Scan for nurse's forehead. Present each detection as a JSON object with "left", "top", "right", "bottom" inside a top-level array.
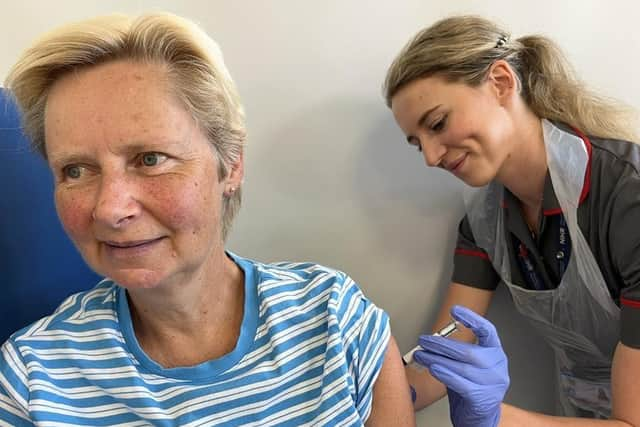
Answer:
[{"left": 397, "top": 76, "right": 471, "bottom": 102}]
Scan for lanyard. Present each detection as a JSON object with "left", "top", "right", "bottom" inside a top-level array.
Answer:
[{"left": 514, "top": 215, "right": 571, "bottom": 290}]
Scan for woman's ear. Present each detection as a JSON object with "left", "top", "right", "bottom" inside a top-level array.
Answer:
[
  {"left": 226, "top": 150, "right": 244, "bottom": 188},
  {"left": 486, "top": 60, "right": 518, "bottom": 105}
]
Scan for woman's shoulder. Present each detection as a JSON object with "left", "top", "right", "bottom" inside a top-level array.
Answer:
[
  {"left": 233, "top": 253, "right": 350, "bottom": 285},
  {"left": 238, "top": 254, "right": 361, "bottom": 304},
  {"left": 243, "top": 255, "right": 388, "bottom": 340},
  {"left": 259, "top": 259, "right": 355, "bottom": 293},
  {"left": 8, "top": 279, "right": 119, "bottom": 343},
  {"left": 260, "top": 259, "right": 349, "bottom": 282}
]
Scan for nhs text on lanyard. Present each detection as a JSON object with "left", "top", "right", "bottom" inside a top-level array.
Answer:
[{"left": 514, "top": 215, "right": 571, "bottom": 291}]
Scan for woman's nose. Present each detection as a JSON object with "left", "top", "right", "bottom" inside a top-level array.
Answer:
[{"left": 92, "top": 175, "right": 141, "bottom": 228}]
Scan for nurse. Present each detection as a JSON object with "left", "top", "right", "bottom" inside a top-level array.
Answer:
[{"left": 384, "top": 15, "right": 640, "bottom": 426}]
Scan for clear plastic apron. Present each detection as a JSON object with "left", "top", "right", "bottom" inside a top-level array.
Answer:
[{"left": 462, "top": 120, "right": 620, "bottom": 418}]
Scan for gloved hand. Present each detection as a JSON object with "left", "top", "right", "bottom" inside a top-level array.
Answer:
[{"left": 413, "top": 305, "right": 509, "bottom": 427}]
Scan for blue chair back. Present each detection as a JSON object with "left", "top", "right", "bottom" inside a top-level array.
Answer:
[{"left": 0, "top": 88, "right": 100, "bottom": 341}]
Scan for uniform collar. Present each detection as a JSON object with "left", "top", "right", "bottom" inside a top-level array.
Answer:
[{"left": 503, "top": 123, "right": 592, "bottom": 217}]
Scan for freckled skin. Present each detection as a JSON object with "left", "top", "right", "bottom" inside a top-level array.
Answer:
[{"left": 44, "top": 60, "right": 240, "bottom": 291}]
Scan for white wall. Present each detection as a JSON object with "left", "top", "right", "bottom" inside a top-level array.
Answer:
[{"left": 3, "top": 1, "right": 639, "bottom": 425}]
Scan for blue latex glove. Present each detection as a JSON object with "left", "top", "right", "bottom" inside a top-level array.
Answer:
[{"left": 414, "top": 305, "right": 509, "bottom": 427}]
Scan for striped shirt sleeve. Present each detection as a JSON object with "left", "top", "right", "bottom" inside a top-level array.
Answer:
[
  {"left": 0, "top": 340, "right": 32, "bottom": 425},
  {"left": 330, "top": 273, "right": 390, "bottom": 422}
]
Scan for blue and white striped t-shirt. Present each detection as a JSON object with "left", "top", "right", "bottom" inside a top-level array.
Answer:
[{"left": 0, "top": 253, "right": 390, "bottom": 426}]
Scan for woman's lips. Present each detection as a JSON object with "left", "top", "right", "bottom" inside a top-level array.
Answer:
[{"left": 103, "top": 237, "right": 165, "bottom": 259}]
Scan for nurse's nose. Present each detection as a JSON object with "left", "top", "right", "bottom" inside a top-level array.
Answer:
[
  {"left": 421, "top": 139, "right": 447, "bottom": 168},
  {"left": 92, "top": 174, "right": 141, "bottom": 228}
]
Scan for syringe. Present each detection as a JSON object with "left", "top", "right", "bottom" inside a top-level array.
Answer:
[{"left": 402, "top": 320, "right": 460, "bottom": 366}]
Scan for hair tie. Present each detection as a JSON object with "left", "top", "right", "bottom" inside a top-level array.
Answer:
[{"left": 495, "top": 35, "right": 508, "bottom": 48}]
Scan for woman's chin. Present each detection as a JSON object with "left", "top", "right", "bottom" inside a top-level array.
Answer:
[{"left": 107, "top": 268, "right": 164, "bottom": 289}]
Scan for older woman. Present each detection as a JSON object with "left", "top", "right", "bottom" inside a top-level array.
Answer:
[{"left": 0, "top": 13, "right": 414, "bottom": 426}]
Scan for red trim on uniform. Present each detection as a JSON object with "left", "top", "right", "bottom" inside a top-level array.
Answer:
[
  {"left": 570, "top": 127, "right": 592, "bottom": 205},
  {"left": 542, "top": 127, "right": 593, "bottom": 216},
  {"left": 621, "top": 297, "right": 640, "bottom": 309},
  {"left": 543, "top": 207, "right": 563, "bottom": 216},
  {"left": 455, "top": 248, "right": 490, "bottom": 260}
]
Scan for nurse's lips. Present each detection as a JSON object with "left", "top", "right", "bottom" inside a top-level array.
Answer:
[{"left": 445, "top": 154, "right": 467, "bottom": 173}]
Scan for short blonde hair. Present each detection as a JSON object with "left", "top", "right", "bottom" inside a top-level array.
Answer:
[{"left": 5, "top": 12, "right": 246, "bottom": 241}]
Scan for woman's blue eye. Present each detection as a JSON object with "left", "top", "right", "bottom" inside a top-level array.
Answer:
[
  {"left": 142, "top": 153, "right": 162, "bottom": 166},
  {"left": 64, "top": 165, "right": 82, "bottom": 179}
]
